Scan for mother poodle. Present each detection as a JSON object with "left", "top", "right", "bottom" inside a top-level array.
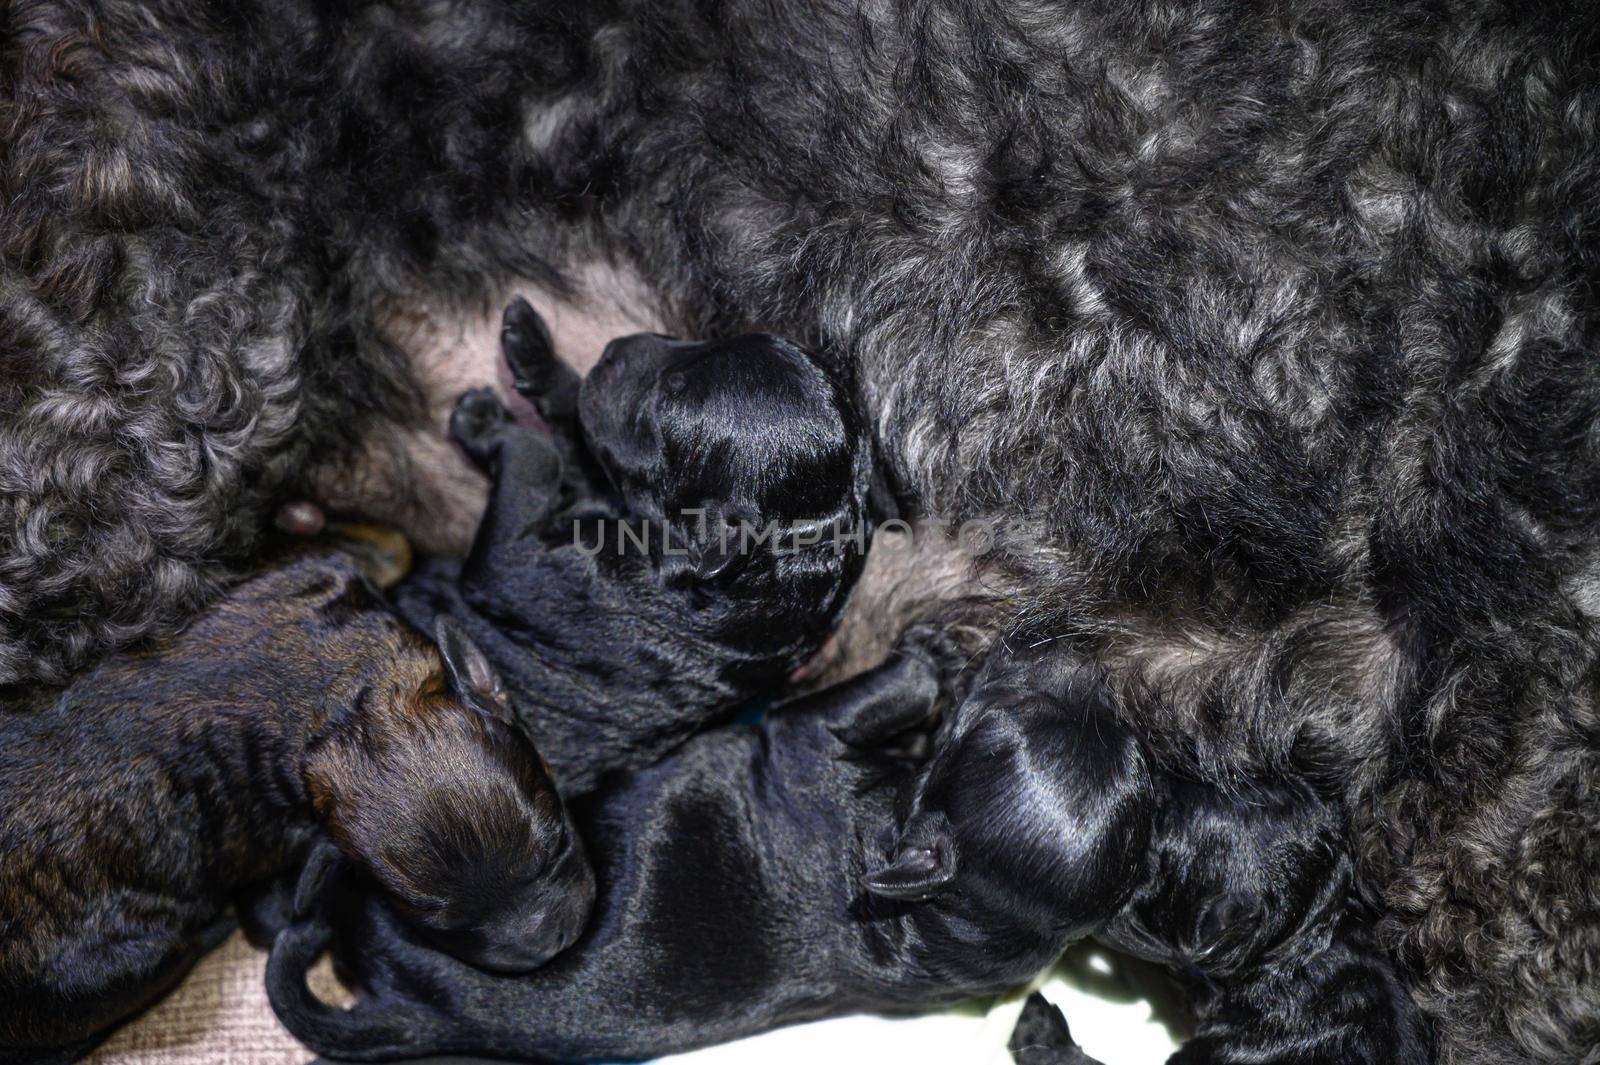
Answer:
[{"left": 4, "top": 2, "right": 1598, "bottom": 1062}]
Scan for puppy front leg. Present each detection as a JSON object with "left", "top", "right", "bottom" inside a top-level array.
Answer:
[
  {"left": 450, "top": 389, "right": 564, "bottom": 584},
  {"left": 811, "top": 631, "right": 946, "bottom": 759}
]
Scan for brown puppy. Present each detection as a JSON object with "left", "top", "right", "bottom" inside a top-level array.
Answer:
[{"left": 0, "top": 535, "right": 593, "bottom": 1065}]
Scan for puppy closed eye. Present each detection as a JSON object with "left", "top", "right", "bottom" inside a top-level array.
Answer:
[
  {"left": 529, "top": 814, "right": 572, "bottom": 868},
  {"left": 1193, "top": 892, "right": 1259, "bottom": 965}
]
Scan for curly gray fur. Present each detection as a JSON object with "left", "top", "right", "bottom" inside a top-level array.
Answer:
[
  {"left": 0, "top": 0, "right": 554, "bottom": 681},
  {"left": 3, "top": 2, "right": 1597, "bottom": 1062}
]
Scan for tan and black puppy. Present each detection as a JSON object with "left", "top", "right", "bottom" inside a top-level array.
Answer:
[{"left": 0, "top": 537, "right": 594, "bottom": 1065}]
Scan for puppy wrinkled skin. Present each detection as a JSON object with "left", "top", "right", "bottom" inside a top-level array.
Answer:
[
  {"left": 4, "top": 3, "right": 1599, "bottom": 1060},
  {"left": 393, "top": 303, "right": 873, "bottom": 792},
  {"left": 0, "top": 544, "right": 591, "bottom": 1062}
]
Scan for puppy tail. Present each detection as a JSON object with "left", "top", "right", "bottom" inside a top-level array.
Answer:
[{"left": 264, "top": 918, "right": 453, "bottom": 1063}]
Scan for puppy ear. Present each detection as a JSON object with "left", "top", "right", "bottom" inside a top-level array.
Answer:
[
  {"left": 433, "top": 618, "right": 511, "bottom": 721},
  {"left": 1009, "top": 993, "right": 1092, "bottom": 1065},
  {"left": 827, "top": 652, "right": 941, "bottom": 755},
  {"left": 863, "top": 835, "right": 957, "bottom": 901},
  {"left": 667, "top": 502, "right": 752, "bottom": 587},
  {"left": 292, "top": 839, "right": 345, "bottom": 920}
]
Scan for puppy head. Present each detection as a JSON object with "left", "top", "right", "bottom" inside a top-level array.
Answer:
[
  {"left": 864, "top": 642, "right": 1154, "bottom": 941},
  {"left": 305, "top": 618, "right": 596, "bottom": 973},
  {"left": 579, "top": 331, "right": 870, "bottom": 592}
]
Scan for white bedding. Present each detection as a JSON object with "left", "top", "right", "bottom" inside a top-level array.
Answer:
[{"left": 663, "top": 945, "right": 1185, "bottom": 1065}]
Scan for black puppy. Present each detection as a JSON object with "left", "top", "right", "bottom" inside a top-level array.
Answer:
[
  {"left": 263, "top": 632, "right": 1067, "bottom": 1061},
  {"left": 864, "top": 641, "right": 1432, "bottom": 1065},
  {"left": 0, "top": 539, "right": 592, "bottom": 1065},
  {"left": 266, "top": 637, "right": 1429, "bottom": 1065},
  {"left": 394, "top": 298, "right": 873, "bottom": 792}
]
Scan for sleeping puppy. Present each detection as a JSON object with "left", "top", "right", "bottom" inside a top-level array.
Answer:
[
  {"left": 863, "top": 640, "right": 1433, "bottom": 1065},
  {"left": 394, "top": 298, "right": 873, "bottom": 793},
  {"left": 0, "top": 538, "right": 593, "bottom": 1065},
  {"left": 265, "top": 635, "right": 1430, "bottom": 1065}
]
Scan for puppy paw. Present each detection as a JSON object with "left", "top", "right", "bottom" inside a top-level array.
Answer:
[
  {"left": 501, "top": 297, "right": 560, "bottom": 395},
  {"left": 450, "top": 387, "right": 515, "bottom": 467},
  {"left": 896, "top": 622, "right": 978, "bottom": 702},
  {"left": 829, "top": 647, "right": 943, "bottom": 758}
]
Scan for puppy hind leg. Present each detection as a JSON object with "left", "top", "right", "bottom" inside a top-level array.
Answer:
[
  {"left": 1009, "top": 993, "right": 1105, "bottom": 1065},
  {"left": 457, "top": 422, "right": 569, "bottom": 604},
  {"left": 447, "top": 389, "right": 566, "bottom": 588},
  {"left": 502, "top": 296, "right": 583, "bottom": 440}
]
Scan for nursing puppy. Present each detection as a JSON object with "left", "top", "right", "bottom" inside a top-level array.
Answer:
[
  {"left": 865, "top": 640, "right": 1431, "bottom": 1065},
  {"left": 266, "top": 636, "right": 1428, "bottom": 1065},
  {"left": 0, "top": 539, "right": 593, "bottom": 1065},
  {"left": 394, "top": 299, "right": 873, "bottom": 792},
  {"left": 11, "top": 7, "right": 1599, "bottom": 1055}
]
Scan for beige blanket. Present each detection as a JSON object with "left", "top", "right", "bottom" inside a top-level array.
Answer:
[{"left": 87, "top": 933, "right": 317, "bottom": 1065}]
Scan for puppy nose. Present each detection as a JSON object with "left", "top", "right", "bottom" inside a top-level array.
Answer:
[
  {"left": 466, "top": 927, "right": 568, "bottom": 974},
  {"left": 516, "top": 915, "right": 584, "bottom": 970}
]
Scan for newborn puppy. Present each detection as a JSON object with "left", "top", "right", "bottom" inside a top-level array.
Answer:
[
  {"left": 395, "top": 298, "right": 872, "bottom": 792},
  {"left": 862, "top": 641, "right": 1432, "bottom": 1065},
  {"left": 0, "top": 538, "right": 593, "bottom": 1064}
]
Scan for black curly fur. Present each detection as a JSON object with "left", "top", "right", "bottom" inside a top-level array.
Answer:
[{"left": 3, "top": 2, "right": 1598, "bottom": 1062}]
